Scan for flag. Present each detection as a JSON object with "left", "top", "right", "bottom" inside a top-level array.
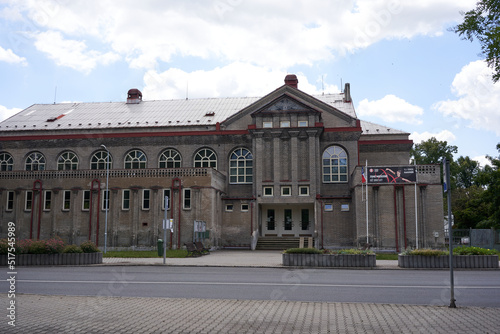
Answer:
[{"left": 361, "top": 167, "right": 366, "bottom": 184}]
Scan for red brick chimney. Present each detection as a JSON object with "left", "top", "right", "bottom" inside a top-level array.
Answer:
[{"left": 284, "top": 74, "right": 298, "bottom": 89}]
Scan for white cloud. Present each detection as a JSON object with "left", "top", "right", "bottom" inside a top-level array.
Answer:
[
  {"left": 434, "top": 60, "right": 500, "bottom": 136},
  {"left": 0, "top": 45, "right": 27, "bottom": 65},
  {"left": 357, "top": 95, "right": 423, "bottom": 124},
  {"left": 6, "top": 0, "right": 477, "bottom": 71},
  {"left": 142, "top": 63, "right": 338, "bottom": 100},
  {"left": 409, "top": 129, "right": 456, "bottom": 143},
  {"left": 33, "top": 31, "right": 120, "bottom": 74},
  {"left": 0, "top": 105, "right": 22, "bottom": 122},
  {"left": 472, "top": 155, "right": 491, "bottom": 168}
]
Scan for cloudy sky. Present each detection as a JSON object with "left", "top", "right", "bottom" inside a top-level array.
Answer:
[{"left": 1, "top": 0, "right": 499, "bottom": 166}]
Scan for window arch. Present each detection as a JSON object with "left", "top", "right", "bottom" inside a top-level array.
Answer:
[
  {"left": 0, "top": 152, "right": 13, "bottom": 171},
  {"left": 194, "top": 148, "right": 217, "bottom": 169},
  {"left": 159, "top": 149, "right": 181, "bottom": 168},
  {"left": 124, "top": 149, "right": 147, "bottom": 169},
  {"left": 229, "top": 148, "right": 253, "bottom": 184},
  {"left": 90, "top": 150, "right": 112, "bottom": 170},
  {"left": 322, "top": 146, "right": 348, "bottom": 183},
  {"left": 25, "top": 152, "right": 46, "bottom": 171},
  {"left": 57, "top": 151, "right": 79, "bottom": 170}
]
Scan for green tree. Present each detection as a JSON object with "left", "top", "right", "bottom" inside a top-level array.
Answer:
[
  {"left": 410, "top": 137, "right": 458, "bottom": 165},
  {"left": 478, "top": 143, "right": 500, "bottom": 228},
  {"left": 452, "top": 0, "right": 500, "bottom": 82},
  {"left": 452, "top": 156, "right": 481, "bottom": 189}
]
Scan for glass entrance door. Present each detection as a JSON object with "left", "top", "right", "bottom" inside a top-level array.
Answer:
[{"left": 261, "top": 205, "right": 314, "bottom": 237}]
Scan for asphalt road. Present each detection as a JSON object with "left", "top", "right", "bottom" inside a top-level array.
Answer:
[{"left": 4, "top": 266, "right": 500, "bottom": 307}]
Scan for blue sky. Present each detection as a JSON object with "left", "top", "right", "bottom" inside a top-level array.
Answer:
[{"left": 1, "top": 0, "right": 499, "bottom": 166}]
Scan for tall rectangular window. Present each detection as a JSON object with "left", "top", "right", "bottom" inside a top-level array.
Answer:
[
  {"left": 183, "top": 188, "right": 191, "bottom": 210},
  {"left": 25, "top": 191, "right": 33, "bottom": 211},
  {"left": 6, "top": 191, "right": 14, "bottom": 211},
  {"left": 122, "top": 189, "right": 130, "bottom": 210},
  {"left": 162, "top": 189, "right": 171, "bottom": 210},
  {"left": 82, "top": 190, "right": 90, "bottom": 211},
  {"left": 63, "top": 190, "right": 71, "bottom": 211},
  {"left": 102, "top": 190, "right": 110, "bottom": 210},
  {"left": 301, "top": 209, "right": 309, "bottom": 230},
  {"left": 43, "top": 190, "right": 52, "bottom": 211},
  {"left": 142, "top": 189, "right": 150, "bottom": 210}
]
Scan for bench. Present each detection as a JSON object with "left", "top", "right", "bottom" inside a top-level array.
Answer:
[
  {"left": 185, "top": 242, "right": 202, "bottom": 257},
  {"left": 195, "top": 241, "right": 210, "bottom": 255}
]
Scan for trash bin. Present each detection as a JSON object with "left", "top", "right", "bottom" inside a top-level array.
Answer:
[{"left": 157, "top": 239, "right": 163, "bottom": 256}]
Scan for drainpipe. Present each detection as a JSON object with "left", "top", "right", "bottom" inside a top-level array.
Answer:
[
  {"left": 89, "top": 179, "right": 100, "bottom": 244},
  {"left": 172, "top": 178, "right": 182, "bottom": 249},
  {"left": 402, "top": 185, "right": 407, "bottom": 249},
  {"left": 393, "top": 185, "right": 399, "bottom": 253},
  {"left": 30, "top": 180, "right": 43, "bottom": 240}
]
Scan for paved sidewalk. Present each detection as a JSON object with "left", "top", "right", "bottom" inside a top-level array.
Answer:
[
  {"left": 102, "top": 250, "right": 400, "bottom": 269},
  {"left": 5, "top": 293, "right": 500, "bottom": 333}
]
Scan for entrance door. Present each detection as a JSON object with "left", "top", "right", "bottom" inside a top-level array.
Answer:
[{"left": 261, "top": 205, "right": 314, "bottom": 237}]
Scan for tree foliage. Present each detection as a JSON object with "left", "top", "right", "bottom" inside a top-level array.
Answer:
[
  {"left": 452, "top": 0, "right": 500, "bottom": 82},
  {"left": 410, "top": 137, "right": 457, "bottom": 165},
  {"left": 412, "top": 138, "right": 500, "bottom": 229}
]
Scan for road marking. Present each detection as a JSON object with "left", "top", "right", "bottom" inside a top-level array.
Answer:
[{"left": 15, "top": 280, "right": 500, "bottom": 289}]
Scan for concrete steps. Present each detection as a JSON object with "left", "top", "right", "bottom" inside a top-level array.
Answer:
[{"left": 255, "top": 237, "right": 313, "bottom": 250}]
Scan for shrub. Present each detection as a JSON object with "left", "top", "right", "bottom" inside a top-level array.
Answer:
[
  {"left": 453, "top": 246, "right": 497, "bottom": 255},
  {"left": 0, "top": 239, "right": 8, "bottom": 255},
  {"left": 322, "top": 248, "right": 374, "bottom": 255},
  {"left": 62, "top": 244, "right": 83, "bottom": 253},
  {"left": 15, "top": 239, "right": 34, "bottom": 254},
  {"left": 29, "top": 240, "right": 49, "bottom": 254},
  {"left": 400, "top": 248, "right": 448, "bottom": 256},
  {"left": 45, "top": 237, "right": 65, "bottom": 254},
  {"left": 284, "top": 248, "right": 322, "bottom": 254},
  {"left": 80, "top": 241, "right": 101, "bottom": 253}
]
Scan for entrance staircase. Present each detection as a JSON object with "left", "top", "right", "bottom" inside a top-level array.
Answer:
[{"left": 255, "top": 236, "right": 313, "bottom": 250}]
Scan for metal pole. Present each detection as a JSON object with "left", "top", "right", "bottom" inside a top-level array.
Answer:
[
  {"left": 163, "top": 195, "right": 168, "bottom": 265},
  {"left": 444, "top": 158, "right": 456, "bottom": 308},
  {"left": 366, "top": 160, "right": 369, "bottom": 245},
  {"left": 415, "top": 160, "right": 418, "bottom": 249},
  {"left": 101, "top": 144, "right": 109, "bottom": 254}
]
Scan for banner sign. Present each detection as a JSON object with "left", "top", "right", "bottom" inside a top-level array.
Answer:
[{"left": 368, "top": 166, "right": 416, "bottom": 184}]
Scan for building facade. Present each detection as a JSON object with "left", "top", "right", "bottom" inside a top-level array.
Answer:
[{"left": 0, "top": 75, "right": 444, "bottom": 251}]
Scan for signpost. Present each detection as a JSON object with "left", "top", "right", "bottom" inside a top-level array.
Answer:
[{"left": 443, "top": 157, "right": 456, "bottom": 308}]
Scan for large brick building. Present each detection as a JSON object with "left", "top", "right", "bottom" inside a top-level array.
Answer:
[{"left": 0, "top": 75, "right": 444, "bottom": 251}]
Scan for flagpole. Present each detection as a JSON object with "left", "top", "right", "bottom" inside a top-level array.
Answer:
[
  {"left": 414, "top": 160, "right": 418, "bottom": 249},
  {"left": 366, "top": 160, "right": 369, "bottom": 245}
]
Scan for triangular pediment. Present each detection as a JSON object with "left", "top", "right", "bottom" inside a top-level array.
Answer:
[
  {"left": 222, "top": 84, "right": 357, "bottom": 129},
  {"left": 260, "top": 97, "right": 310, "bottom": 112}
]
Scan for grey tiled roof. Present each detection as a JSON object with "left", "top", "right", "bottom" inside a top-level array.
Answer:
[{"left": 0, "top": 93, "right": 402, "bottom": 134}]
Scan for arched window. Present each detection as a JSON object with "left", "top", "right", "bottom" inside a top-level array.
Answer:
[
  {"left": 25, "top": 152, "right": 46, "bottom": 171},
  {"left": 322, "top": 146, "right": 348, "bottom": 183},
  {"left": 0, "top": 152, "right": 13, "bottom": 171},
  {"left": 57, "top": 151, "right": 79, "bottom": 170},
  {"left": 159, "top": 149, "right": 181, "bottom": 168},
  {"left": 90, "top": 151, "right": 112, "bottom": 170},
  {"left": 194, "top": 148, "right": 217, "bottom": 169},
  {"left": 124, "top": 150, "right": 147, "bottom": 169},
  {"left": 229, "top": 148, "right": 253, "bottom": 184}
]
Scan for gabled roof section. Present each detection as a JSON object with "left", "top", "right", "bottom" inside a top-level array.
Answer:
[{"left": 222, "top": 84, "right": 357, "bottom": 126}]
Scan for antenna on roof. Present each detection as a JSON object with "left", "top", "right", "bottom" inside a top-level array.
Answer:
[
  {"left": 340, "top": 78, "right": 343, "bottom": 93},
  {"left": 321, "top": 75, "right": 324, "bottom": 95},
  {"left": 186, "top": 79, "right": 189, "bottom": 100},
  {"left": 53, "top": 86, "right": 57, "bottom": 104}
]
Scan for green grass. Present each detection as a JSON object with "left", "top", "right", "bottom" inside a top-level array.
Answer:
[
  {"left": 375, "top": 253, "right": 398, "bottom": 260},
  {"left": 103, "top": 250, "right": 188, "bottom": 258}
]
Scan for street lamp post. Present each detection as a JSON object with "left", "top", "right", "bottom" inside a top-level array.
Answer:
[{"left": 101, "top": 144, "right": 110, "bottom": 254}]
